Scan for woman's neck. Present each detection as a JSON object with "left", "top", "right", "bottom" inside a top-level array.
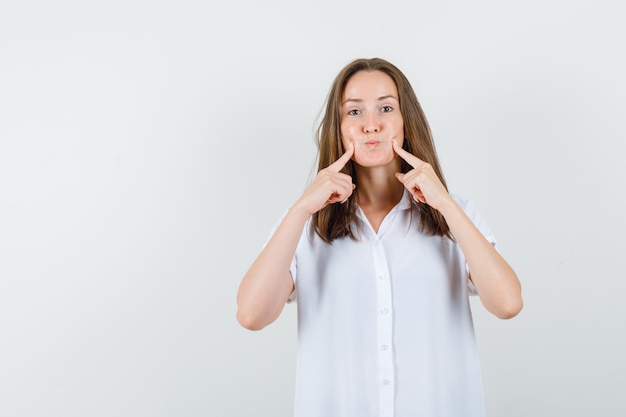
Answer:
[{"left": 354, "top": 164, "right": 404, "bottom": 210}]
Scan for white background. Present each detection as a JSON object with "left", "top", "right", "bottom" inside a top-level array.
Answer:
[{"left": 1, "top": 0, "right": 625, "bottom": 416}]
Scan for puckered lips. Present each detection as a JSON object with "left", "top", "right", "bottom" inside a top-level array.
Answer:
[{"left": 362, "top": 136, "right": 383, "bottom": 148}]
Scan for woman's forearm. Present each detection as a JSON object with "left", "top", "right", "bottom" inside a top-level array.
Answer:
[
  {"left": 236, "top": 204, "right": 310, "bottom": 330},
  {"left": 439, "top": 199, "right": 523, "bottom": 319}
]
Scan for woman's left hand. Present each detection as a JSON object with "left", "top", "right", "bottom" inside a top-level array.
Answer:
[{"left": 392, "top": 140, "right": 452, "bottom": 211}]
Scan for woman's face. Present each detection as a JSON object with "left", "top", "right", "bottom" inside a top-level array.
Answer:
[{"left": 340, "top": 70, "right": 404, "bottom": 169}]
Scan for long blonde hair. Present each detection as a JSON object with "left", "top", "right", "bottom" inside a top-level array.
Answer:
[{"left": 312, "top": 58, "right": 452, "bottom": 243}]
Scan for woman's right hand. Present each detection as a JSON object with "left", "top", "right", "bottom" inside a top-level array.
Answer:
[
  {"left": 237, "top": 143, "right": 355, "bottom": 330},
  {"left": 294, "top": 143, "right": 355, "bottom": 215}
]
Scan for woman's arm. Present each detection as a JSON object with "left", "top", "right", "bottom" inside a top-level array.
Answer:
[
  {"left": 392, "top": 141, "right": 522, "bottom": 319},
  {"left": 236, "top": 144, "right": 355, "bottom": 330},
  {"left": 437, "top": 200, "right": 523, "bottom": 319},
  {"left": 236, "top": 206, "right": 309, "bottom": 331}
]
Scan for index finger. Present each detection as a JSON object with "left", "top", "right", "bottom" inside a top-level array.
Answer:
[
  {"left": 392, "top": 140, "right": 425, "bottom": 168},
  {"left": 327, "top": 142, "right": 354, "bottom": 172}
]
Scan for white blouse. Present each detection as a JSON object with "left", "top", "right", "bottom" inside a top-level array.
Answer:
[{"left": 277, "top": 191, "right": 495, "bottom": 417}]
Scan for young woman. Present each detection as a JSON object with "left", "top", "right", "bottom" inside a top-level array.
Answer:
[{"left": 237, "top": 58, "right": 523, "bottom": 417}]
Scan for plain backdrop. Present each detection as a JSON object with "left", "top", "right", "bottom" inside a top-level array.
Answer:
[{"left": 1, "top": 0, "right": 625, "bottom": 416}]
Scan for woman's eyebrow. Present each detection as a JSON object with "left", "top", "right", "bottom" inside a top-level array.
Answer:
[
  {"left": 342, "top": 95, "right": 399, "bottom": 105},
  {"left": 377, "top": 95, "right": 399, "bottom": 102}
]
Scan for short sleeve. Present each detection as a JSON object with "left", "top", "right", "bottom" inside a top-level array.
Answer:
[
  {"left": 266, "top": 210, "right": 298, "bottom": 303},
  {"left": 451, "top": 195, "right": 498, "bottom": 296}
]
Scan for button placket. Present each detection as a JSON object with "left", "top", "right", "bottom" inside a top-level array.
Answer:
[{"left": 371, "top": 237, "right": 395, "bottom": 417}]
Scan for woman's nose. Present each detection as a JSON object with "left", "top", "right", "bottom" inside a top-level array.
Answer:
[{"left": 363, "top": 114, "right": 380, "bottom": 133}]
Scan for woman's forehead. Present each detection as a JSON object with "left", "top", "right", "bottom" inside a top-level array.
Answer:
[{"left": 342, "top": 71, "right": 399, "bottom": 103}]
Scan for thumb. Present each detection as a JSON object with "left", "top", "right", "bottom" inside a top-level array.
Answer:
[{"left": 395, "top": 172, "right": 405, "bottom": 182}]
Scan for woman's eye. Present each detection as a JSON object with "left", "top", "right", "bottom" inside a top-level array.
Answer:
[
  {"left": 347, "top": 109, "right": 360, "bottom": 116},
  {"left": 381, "top": 106, "right": 393, "bottom": 113}
]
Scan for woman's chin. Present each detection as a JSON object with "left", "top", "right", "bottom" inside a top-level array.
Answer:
[{"left": 353, "top": 152, "right": 397, "bottom": 168}]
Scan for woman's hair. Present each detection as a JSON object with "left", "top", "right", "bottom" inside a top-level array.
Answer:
[{"left": 312, "top": 57, "right": 452, "bottom": 243}]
